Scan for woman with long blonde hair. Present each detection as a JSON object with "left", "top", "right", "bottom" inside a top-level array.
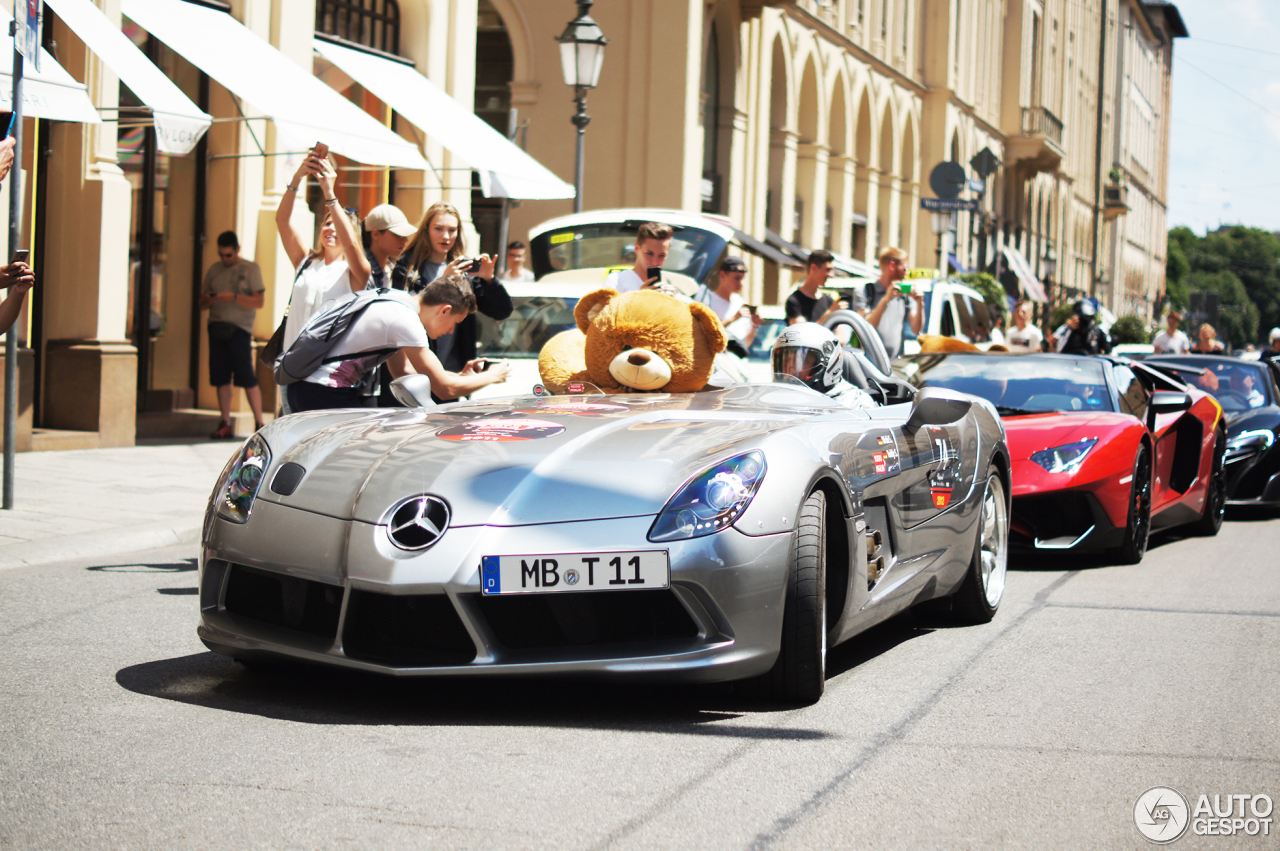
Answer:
[{"left": 385, "top": 201, "right": 513, "bottom": 403}]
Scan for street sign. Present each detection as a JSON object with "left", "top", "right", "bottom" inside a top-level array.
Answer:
[
  {"left": 968, "top": 178, "right": 986, "bottom": 193},
  {"left": 921, "top": 197, "right": 979, "bottom": 212},
  {"left": 15, "top": 0, "right": 42, "bottom": 73},
  {"left": 970, "top": 147, "right": 999, "bottom": 179},
  {"left": 928, "top": 161, "right": 966, "bottom": 200}
]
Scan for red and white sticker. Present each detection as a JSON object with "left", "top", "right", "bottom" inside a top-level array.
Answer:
[
  {"left": 515, "top": 402, "right": 626, "bottom": 415},
  {"left": 872, "top": 452, "right": 888, "bottom": 475},
  {"left": 437, "top": 418, "right": 565, "bottom": 442}
]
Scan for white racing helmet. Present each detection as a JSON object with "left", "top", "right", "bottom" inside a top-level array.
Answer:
[{"left": 772, "top": 322, "right": 844, "bottom": 393}]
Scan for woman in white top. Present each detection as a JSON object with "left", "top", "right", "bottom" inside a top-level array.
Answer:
[{"left": 275, "top": 146, "right": 372, "bottom": 351}]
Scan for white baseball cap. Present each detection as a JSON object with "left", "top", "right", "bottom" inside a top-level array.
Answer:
[{"left": 363, "top": 204, "right": 416, "bottom": 237}]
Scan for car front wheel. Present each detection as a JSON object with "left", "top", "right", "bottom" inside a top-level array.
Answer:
[
  {"left": 1114, "top": 445, "right": 1152, "bottom": 565},
  {"left": 765, "top": 489, "right": 828, "bottom": 704}
]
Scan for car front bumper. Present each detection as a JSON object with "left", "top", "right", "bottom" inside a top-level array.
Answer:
[{"left": 199, "top": 500, "right": 795, "bottom": 682}]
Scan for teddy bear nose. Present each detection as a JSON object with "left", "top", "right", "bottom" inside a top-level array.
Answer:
[{"left": 627, "top": 351, "right": 650, "bottom": 367}]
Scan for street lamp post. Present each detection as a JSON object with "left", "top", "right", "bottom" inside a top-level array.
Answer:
[{"left": 556, "top": 1, "right": 608, "bottom": 213}]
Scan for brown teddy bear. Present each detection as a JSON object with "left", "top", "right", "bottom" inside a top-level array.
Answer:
[{"left": 538, "top": 288, "right": 726, "bottom": 393}]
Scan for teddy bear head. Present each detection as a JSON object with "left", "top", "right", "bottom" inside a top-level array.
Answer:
[{"left": 574, "top": 288, "right": 727, "bottom": 393}]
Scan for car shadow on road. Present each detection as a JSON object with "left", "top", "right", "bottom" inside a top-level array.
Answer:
[
  {"left": 1006, "top": 527, "right": 1185, "bottom": 572},
  {"left": 114, "top": 612, "right": 932, "bottom": 733},
  {"left": 115, "top": 650, "right": 841, "bottom": 736},
  {"left": 1225, "top": 504, "right": 1280, "bottom": 523}
]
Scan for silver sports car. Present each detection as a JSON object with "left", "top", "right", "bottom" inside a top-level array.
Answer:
[{"left": 199, "top": 375, "right": 1009, "bottom": 704}]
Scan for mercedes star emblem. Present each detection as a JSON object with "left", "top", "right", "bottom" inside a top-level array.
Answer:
[{"left": 386, "top": 495, "right": 451, "bottom": 550}]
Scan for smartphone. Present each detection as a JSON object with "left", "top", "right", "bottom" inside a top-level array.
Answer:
[
  {"left": 646, "top": 266, "right": 662, "bottom": 285},
  {"left": 478, "top": 359, "right": 494, "bottom": 372},
  {"left": 11, "top": 249, "right": 28, "bottom": 264},
  {"left": 745, "top": 304, "right": 758, "bottom": 316},
  {"left": 2, "top": 112, "right": 14, "bottom": 138},
  {"left": 312, "top": 142, "right": 329, "bottom": 160}
]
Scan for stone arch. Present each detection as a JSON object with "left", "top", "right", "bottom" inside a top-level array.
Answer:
[
  {"left": 877, "top": 103, "right": 896, "bottom": 256},
  {"left": 898, "top": 111, "right": 917, "bottom": 257},
  {"left": 794, "top": 55, "right": 822, "bottom": 245},
  {"left": 766, "top": 32, "right": 793, "bottom": 233},
  {"left": 826, "top": 70, "right": 851, "bottom": 252},
  {"left": 484, "top": 0, "right": 535, "bottom": 84},
  {"left": 852, "top": 86, "right": 874, "bottom": 260}
]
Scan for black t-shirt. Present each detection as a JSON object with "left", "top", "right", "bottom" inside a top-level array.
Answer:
[
  {"left": 785, "top": 290, "right": 834, "bottom": 324},
  {"left": 1261, "top": 347, "right": 1280, "bottom": 365}
]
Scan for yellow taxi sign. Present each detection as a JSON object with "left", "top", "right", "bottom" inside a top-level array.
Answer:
[
  {"left": 905, "top": 267, "right": 935, "bottom": 280},
  {"left": 550, "top": 232, "right": 577, "bottom": 245}
]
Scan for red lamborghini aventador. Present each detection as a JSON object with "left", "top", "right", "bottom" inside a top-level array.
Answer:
[{"left": 898, "top": 352, "right": 1226, "bottom": 563}]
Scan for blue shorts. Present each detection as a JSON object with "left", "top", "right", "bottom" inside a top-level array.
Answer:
[{"left": 208, "top": 326, "right": 258, "bottom": 388}]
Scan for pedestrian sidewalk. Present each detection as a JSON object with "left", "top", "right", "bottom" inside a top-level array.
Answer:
[{"left": 0, "top": 439, "right": 243, "bottom": 570}]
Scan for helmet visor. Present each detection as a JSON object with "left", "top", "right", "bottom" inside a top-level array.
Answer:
[{"left": 772, "top": 346, "right": 823, "bottom": 382}]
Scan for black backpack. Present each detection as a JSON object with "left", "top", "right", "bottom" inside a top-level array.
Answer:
[{"left": 273, "top": 288, "right": 403, "bottom": 385}]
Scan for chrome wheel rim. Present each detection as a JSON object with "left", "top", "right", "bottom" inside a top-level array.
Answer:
[{"left": 979, "top": 476, "right": 1009, "bottom": 608}]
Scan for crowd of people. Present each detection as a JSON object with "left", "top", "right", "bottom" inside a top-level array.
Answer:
[{"left": 192, "top": 148, "right": 1278, "bottom": 428}]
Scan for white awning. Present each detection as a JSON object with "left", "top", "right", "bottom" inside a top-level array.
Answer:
[
  {"left": 1001, "top": 245, "right": 1048, "bottom": 303},
  {"left": 45, "top": 0, "right": 210, "bottom": 154},
  {"left": 313, "top": 38, "right": 573, "bottom": 200},
  {"left": 0, "top": 7, "right": 100, "bottom": 123},
  {"left": 120, "top": 0, "right": 428, "bottom": 169}
]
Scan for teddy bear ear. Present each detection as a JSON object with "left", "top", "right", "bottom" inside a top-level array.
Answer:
[
  {"left": 574, "top": 288, "right": 618, "bottom": 333},
  {"left": 688, "top": 300, "right": 728, "bottom": 355}
]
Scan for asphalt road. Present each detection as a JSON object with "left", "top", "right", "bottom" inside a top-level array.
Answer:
[{"left": 2, "top": 511, "right": 1278, "bottom": 850}]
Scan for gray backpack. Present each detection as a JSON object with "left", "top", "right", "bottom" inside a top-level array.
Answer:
[{"left": 273, "top": 288, "right": 403, "bottom": 385}]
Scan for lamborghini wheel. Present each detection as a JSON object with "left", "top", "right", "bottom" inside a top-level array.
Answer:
[
  {"left": 766, "top": 489, "right": 827, "bottom": 704},
  {"left": 1114, "top": 445, "right": 1152, "bottom": 565},
  {"left": 953, "top": 467, "right": 1008, "bottom": 624},
  {"left": 1191, "top": 428, "right": 1227, "bottom": 536}
]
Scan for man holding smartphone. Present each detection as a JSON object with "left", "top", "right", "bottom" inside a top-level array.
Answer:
[
  {"left": 860, "top": 246, "right": 923, "bottom": 360},
  {"left": 606, "top": 222, "right": 676, "bottom": 294}
]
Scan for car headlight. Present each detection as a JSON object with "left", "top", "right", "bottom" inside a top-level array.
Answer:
[
  {"left": 1029, "top": 438, "right": 1097, "bottom": 475},
  {"left": 648, "top": 451, "right": 766, "bottom": 542},
  {"left": 1226, "top": 429, "right": 1275, "bottom": 460},
  {"left": 216, "top": 435, "right": 271, "bottom": 524}
]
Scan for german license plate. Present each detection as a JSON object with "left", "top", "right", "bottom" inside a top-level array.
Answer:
[{"left": 480, "top": 551, "right": 669, "bottom": 595}]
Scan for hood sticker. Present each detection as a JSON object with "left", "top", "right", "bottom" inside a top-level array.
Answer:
[
  {"left": 437, "top": 418, "right": 565, "bottom": 442},
  {"left": 514, "top": 402, "right": 628, "bottom": 415}
]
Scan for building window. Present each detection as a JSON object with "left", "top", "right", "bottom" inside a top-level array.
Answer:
[{"left": 316, "top": 0, "right": 400, "bottom": 55}]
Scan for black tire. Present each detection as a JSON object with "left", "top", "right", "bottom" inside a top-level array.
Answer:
[
  {"left": 953, "top": 467, "right": 1008, "bottom": 624},
  {"left": 1191, "top": 428, "right": 1227, "bottom": 536},
  {"left": 765, "top": 489, "right": 828, "bottom": 704},
  {"left": 1114, "top": 445, "right": 1152, "bottom": 565}
]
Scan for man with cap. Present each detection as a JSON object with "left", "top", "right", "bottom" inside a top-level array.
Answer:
[
  {"left": 363, "top": 204, "right": 416, "bottom": 289},
  {"left": 694, "top": 256, "right": 763, "bottom": 357},
  {"left": 1262, "top": 328, "right": 1280, "bottom": 366}
]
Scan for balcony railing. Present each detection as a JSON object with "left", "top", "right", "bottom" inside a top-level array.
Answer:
[{"left": 1021, "top": 106, "right": 1064, "bottom": 148}]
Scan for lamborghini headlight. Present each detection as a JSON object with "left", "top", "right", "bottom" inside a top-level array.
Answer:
[
  {"left": 1029, "top": 438, "right": 1097, "bottom": 475},
  {"left": 648, "top": 451, "right": 766, "bottom": 542},
  {"left": 216, "top": 435, "right": 271, "bottom": 524}
]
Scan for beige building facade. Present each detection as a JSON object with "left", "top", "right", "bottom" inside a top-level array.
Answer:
[{"left": 5, "top": 0, "right": 1185, "bottom": 450}]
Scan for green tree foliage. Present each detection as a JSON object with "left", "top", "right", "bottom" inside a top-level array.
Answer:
[
  {"left": 1110, "top": 315, "right": 1150, "bottom": 344},
  {"left": 1169, "top": 225, "right": 1280, "bottom": 343},
  {"left": 1052, "top": 302, "right": 1074, "bottom": 328},
  {"left": 956, "top": 272, "right": 1006, "bottom": 308},
  {"left": 1187, "top": 269, "right": 1259, "bottom": 346}
]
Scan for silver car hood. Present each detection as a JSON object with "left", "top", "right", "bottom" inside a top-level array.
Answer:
[{"left": 257, "top": 385, "right": 854, "bottom": 527}]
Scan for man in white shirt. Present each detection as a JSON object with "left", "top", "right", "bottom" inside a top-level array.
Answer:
[
  {"left": 288, "top": 273, "right": 510, "bottom": 412},
  {"left": 1152, "top": 310, "right": 1191, "bottom": 354},
  {"left": 605, "top": 222, "right": 674, "bottom": 293},
  {"left": 499, "top": 241, "right": 536, "bottom": 283},
  {"left": 694, "top": 256, "right": 763, "bottom": 356},
  {"left": 1004, "top": 300, "right": 1044, "bottom": 353}
]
